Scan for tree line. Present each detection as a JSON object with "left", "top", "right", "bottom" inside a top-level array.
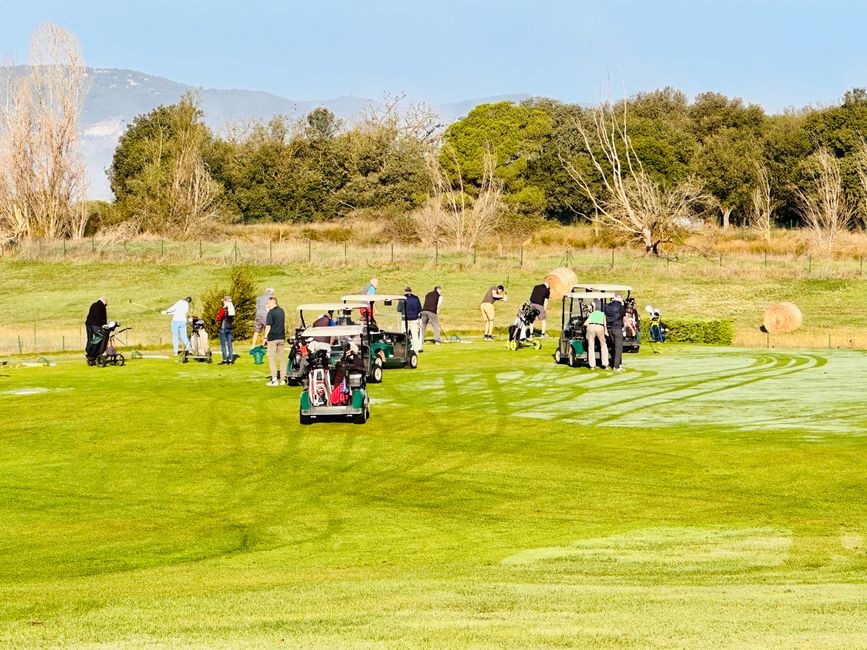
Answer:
[{"left": 3, "top": 25, "right": 867, "bottom": 254}]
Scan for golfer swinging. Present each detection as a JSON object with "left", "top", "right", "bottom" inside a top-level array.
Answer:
[{"left": 161, "top": 296, "right": 193, "bottom": 357}]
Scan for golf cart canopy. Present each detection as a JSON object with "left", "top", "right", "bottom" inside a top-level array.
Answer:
[
  {"left": 297, "top": 302, "right": 368, "bottom": 312},
  {"left": 341, "top": 294, "right": 406, "bottom": 303},
  {"left": 573, "top": 283, "right": 633, "bottom": 293},
  {"left": 300, "top": 325, "right": 365, "bottom": 338},
  {"left": 563, "top": 291, "right": 615, "bottom": 301}
]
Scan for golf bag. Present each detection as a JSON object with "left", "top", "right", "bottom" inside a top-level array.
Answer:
[
  {"left": 509, "top": 302, "right": 540, "bottom": 343},
  {"left": 306, "top": 349, "right": 332, "bottom": 407},
  {"left": 85, "top": 321, "right": 121, "bottom": 365},
  {"left": 650, "top": 315, "right": 667, "bottom": 343},
  {"left": 188, "top": 318, "right": 211, "bottom": 359}
]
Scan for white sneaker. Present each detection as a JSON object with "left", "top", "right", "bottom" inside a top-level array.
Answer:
[
  {"left": 614, "top": 367, "right": 624, "bottom": 373},
  {"left": 266, "top": 379, "right": 280, "bottom": 386}
]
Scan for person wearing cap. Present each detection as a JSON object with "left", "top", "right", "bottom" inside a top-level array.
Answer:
[
  {"left": 251, "top": 287, "right": 274, "bottom": 348},
  {"left": 264, "top": 296, "right": 286, "bottom": 386},
  {"left": 161, "top": 296, "right": 193, "bottom": 356},
  {"left": 84, "top": 297, "right": 108, "bottom": 350},
  {"left": 397, "top": 286, "right": 423, "bottom": 352},
  {"left": 603, "top": 294, "right": 626, "bottom": 372},
  {"left": 480, "top": 285, "right": 507, "bottom": 340},
  {"left": 216, "top": 295, "right": 236, "bottom": 364}
]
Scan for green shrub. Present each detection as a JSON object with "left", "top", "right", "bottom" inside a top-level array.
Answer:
[
  {"left": 201, "top": 266, "right": 258, "bottom": 340},
  {"left": 640, "top": 318, "right": 734, "bottom": 345}
]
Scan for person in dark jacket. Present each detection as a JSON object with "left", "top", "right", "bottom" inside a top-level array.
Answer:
[
  {"left": 216, "top": 295, "right": 235, "bottom": 364},
  {"left": 397, "top": 287, "right": 423, "bottom": 352},
  {"left": 419, "top": 286, "right": 443, "bottom": 350},
  {"left": 604, "top": 295, "right": 626, "bottom": 372},
  {"left": 85, "top": 297, "right": 108, "bottom": 350}
]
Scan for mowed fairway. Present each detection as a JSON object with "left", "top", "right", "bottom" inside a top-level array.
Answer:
[{"left": 1, "top": 343, "right": 865, "bottom": 648}]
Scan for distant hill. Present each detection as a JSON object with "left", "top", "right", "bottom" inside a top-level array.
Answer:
[{"left": 67, "top": 68, "right": 529, "bottom": 199}]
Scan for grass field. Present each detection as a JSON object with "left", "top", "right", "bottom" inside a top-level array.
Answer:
[
  {"left": 1, "top": 253, "right": 866, "bottom": 355},
  {"left": 1, "top": 342, "right": 865, "bottom": 648}
]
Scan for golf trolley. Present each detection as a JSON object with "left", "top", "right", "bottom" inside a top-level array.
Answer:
[
  {"left": 341, "top": 294, "right": 420, "bottom": 373},
  {"left": 85, "top": 321, "right": 131, "bottom": 367},
  {"left": 298, "top": 325, "right": 371, "bottom": 425},
  {"left": 184, "top": 317, "right": 212, "bottom": 363},
  {"left": 507, "top": 301, "right": 542, "bottom": 350},
  {"left": 287, "top": 302, "right": 380, "bottom": 386}
]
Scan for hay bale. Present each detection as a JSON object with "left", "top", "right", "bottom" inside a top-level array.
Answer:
[
  {"left": 763, "top": 302, "right": 803, "bottom": 334},
  {"left": 544, "top": 267, "right": 578, "bottom": 301}
]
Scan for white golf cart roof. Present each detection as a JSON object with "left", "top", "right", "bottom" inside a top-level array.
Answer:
[
  {"left": 341, "top": 294, "right": 406, "bottom": 302},
  {"left": 300, "top": 325, "right": 364, "bottom": 338},
  {"left": 572, "top": 283, "right": 633, "bottom": 293},
  {"left": 563, "top": 291, "right": 615, "bottom": 301},
  {"left": 297, "top": 302, "right": 368, "bottom": 312}
]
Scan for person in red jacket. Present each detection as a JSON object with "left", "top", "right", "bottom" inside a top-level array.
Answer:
[{"left": 216, "top": 295, "right": 235, "bottom": 364}]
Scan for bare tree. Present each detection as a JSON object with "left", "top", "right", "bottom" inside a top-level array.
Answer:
[
  {"left": 562, "top": 101, "right": 707, "bottom": 255},
  {"left": 0, "top": 23, "right": 89, "bottom": 242},
  {"left": 415, "top": 145, "right": 503, "bottom": 249},
  {"left": 793, "top": 148, "right": 853, "bottom": 254},
  {"left": 747, "top": 163, "right": 778, "bottom": 245},
  {"left": 361, "top": 92, "right": 444, "bottom": 146}
]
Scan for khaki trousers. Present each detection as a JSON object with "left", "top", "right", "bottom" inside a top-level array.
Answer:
[{"left": 586, "top": 323, "right": 609, "bottom": 368}]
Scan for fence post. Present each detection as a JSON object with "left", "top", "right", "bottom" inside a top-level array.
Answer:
[
  {"left": 308, "top": 239, "right": 312, "bottom": 263},
  {"left": 33, "top": 323, "right": 36, "bottom": 349},
  {"left": 828, "top": 332, "right": 832, "bottom": 349},
  {"left": 473, "top": 246, "right": 477, "bottom": 264},
  {"left": 391, "top": 242, "right": 394, "bottom": 263},
  {"left": 62, "top": 335, "right": 65, "bottom": 351},
  {"left": 808, "top": 255, "right": 812, "bottom": 274},
  {"left": 63, "top": 239, "right": 67, "bottom": 257},
  {"left": 234, "top": 241, "right": 239, "bottom": 263},
  {"left": 719, "top": 253, "right": 722, "bottom": 268},
  {"left": 344, "top": 242, "right": 347, "bottom": 263},
  {"left": 519, "top": 245, "right": 523, "bottom": 268},
  {"left": 161, "top": 240, "right": 165, "bottom": 257},
  {"left": 269, "top": 239, "right": 273, "bottom": 264},
  {"left": 861, "top": 255, "right": 863, "bottom": 275},
  {"left": 764, "top": 250, "right": 768, "bottom": 268},
  {"left": 18, "top": 335, "right": 23, "bottom": 355},
  {"left": 435, "top": 244, "right": 439, "bottom": 265},
  {"left": 610, "top": 249, "right": 615, "bottom": 270},
  {"left": 91, "top": 235, "right": 95, "bottom": 253}
]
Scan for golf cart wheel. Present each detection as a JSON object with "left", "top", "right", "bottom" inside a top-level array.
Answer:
[
  {"left": 370, "top": 363, "right": 383, "bottom": 384},
  {"left": 353, "top": 407, "right": 369, "bottom": 425},
  {"left": 406, "top": 351, "right": 418, "bottom": 369},
  {"left": 300, "top": 412, "right": 313, "bottom": 425},
  {"left": 554, "top": 349, "right": 562, "bottom": 364},
  {"left": 507, "top": 339, "right": 517, "bottom": 351},
  {"left": 533, "top": 340, "right": 542, "bottom": 350},
  {"left": 568, "top": 347, "right": 578, "bottom": 368},
  {"left": 117, "top": 353, "right": 125, "bottom": 367}
]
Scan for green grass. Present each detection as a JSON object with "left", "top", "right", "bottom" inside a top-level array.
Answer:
[
  {"left": 1, "top": 343, "right": 865, "bottom": 648},
  {"left": 1, "top": 256, "right": 866, "bottom": 355}
]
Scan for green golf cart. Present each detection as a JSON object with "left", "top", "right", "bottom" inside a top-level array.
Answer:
[
  {"left": 554, "top": 291, "right": 613, "bottom": 367},
  {"left": 298, "top": 324, "right": 371, "bottom": 425},
  {"left": 287, "top": 302, "right": 382, "bottom": 385},
  {"left": 341, "top": 294, "right": 419, "bottom": 372},
  {"left": 572, "top": 283, "right": 640, "bottom": 354}
]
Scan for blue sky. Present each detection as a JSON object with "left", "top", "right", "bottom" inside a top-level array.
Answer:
[{"left": 1, "top": 0, "right": 865, "bottom": 111}]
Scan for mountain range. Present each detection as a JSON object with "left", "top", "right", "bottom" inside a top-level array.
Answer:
[{"left": 73, "top": 68, "right": 528, "bottom": 199}]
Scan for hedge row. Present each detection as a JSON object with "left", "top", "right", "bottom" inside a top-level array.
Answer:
[{"left": 640, "top": 318, "right": 734, "bottom": 345}]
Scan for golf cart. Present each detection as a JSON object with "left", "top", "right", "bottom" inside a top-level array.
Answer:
[
  {"left": 572, "top": 283, "right": 640, "bottom": 354},
  {"left": 287, "top": 302, "right": 380, "bottom": 385},
  {"left": 341, "top": 294, "right": 419, "bottom": 372},
  {"left": 298, "top": 325, "right": 371, "bottom": 425},
  {"left": 554, "top": 292, "right": 615, "bottom": 367}
]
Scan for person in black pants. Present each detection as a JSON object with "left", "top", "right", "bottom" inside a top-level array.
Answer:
[
  {"left": 85, "top": 297, "right": 108, "bottom": 346},
  {"left": 604, "top": 295, "right": 626, "bottom": 372}
]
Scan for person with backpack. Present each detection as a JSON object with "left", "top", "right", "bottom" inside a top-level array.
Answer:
[
  {"left": 419, "top": 286, "right": 443, "bottom": 350},
  {"left": 216, "top": 295, "right": 235, "bottom": 364}
]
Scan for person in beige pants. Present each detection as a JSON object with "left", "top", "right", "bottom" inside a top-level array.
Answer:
[{"left": 584, "top": 306, "right": 609, "bottom": 369}]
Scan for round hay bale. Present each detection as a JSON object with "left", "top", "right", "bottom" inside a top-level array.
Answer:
[
  {"left": 544, "top": 267, "right": 578, "bottom": 301},
  {"left": 763, "top": 302, "right": 803, "bottom": 334}
]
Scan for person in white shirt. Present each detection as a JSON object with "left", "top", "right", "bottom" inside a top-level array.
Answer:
[{"left": 161, "top": 296, "right": 193, "bottom": 355}]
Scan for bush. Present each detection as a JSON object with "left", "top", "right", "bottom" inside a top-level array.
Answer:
[
  {"left": 201, "top": 266, "right": 258, "bottom": 340},
  {"left": 640, "top": 318, "right": 734, "bottom": 345}
]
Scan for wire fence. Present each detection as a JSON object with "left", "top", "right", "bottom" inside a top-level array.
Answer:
[{"left": 5, "top": 237, "right": 867, "bottom": 279}]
